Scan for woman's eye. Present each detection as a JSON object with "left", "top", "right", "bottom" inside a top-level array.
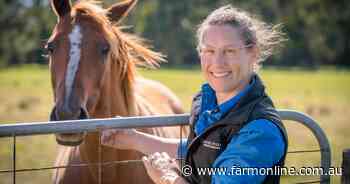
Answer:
[
  {"left": 225, "top": 49, "right": 239, "bottom": 57},
  {"left": 226, "top": 49, "right": 237, "bottom": 54}
]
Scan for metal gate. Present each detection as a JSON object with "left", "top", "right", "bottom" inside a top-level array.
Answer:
[{"left": 0, "top": 109, "right": 331, "bottom": 184}]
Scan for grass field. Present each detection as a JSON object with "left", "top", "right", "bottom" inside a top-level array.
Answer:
[{"left": 0, "top": 64, "right": 349, "bottom": 183}]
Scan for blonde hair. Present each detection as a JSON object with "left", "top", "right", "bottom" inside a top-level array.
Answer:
[{"left": 197, "top": 5, "right": 286, "bottom": 68}]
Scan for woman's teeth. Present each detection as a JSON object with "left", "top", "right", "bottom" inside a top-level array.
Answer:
[{"left": 212, "top": 72, "right": 231, "bottom": 78}]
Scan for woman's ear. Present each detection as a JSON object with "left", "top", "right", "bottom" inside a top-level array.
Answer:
[
  {"left": 107, "top": 0, "right": 137, "bottom": 24},
  {"left": 251, "top": 45, "right": 259, "bottom": 61},
  {"left": 248, "top": 46, "right": 259, "bottom": 71}
]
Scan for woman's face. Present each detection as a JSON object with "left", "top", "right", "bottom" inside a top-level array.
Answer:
[{"left": 199, "top": 25, "right": 257, "bottom": 97}]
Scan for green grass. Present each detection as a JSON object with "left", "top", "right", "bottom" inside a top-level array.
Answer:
[{"left": 0, "top": 65, "right": 349, "bottom": 183}]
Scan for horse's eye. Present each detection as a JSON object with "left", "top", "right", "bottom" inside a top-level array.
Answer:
[
  {"left": 45, "top": 42, "right": 55, "bottom": 54},
  {"left": 101, "top": 44, "right": 110, "bottom": 55}
]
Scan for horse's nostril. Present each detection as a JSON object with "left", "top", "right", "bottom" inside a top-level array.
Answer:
[
  {"left": 51, "top": 105, "right": 84, "bottom": 121},
  {"left": 50, "top": 105, "right": 89, "bottom": 121}
]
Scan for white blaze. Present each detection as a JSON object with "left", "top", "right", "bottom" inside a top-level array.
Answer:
[{"left": 65, "top": 25, "right": 83, "bottom": 104}]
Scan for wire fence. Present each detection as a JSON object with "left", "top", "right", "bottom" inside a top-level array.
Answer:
[{"left": 0, "top": 110, "right": 331, "bottom": 184}]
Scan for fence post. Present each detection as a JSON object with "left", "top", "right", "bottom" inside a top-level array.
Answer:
[{"left": 342, "top": 149, "right": 350, "bottom": 184}]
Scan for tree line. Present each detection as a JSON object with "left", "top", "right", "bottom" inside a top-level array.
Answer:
[{"left": 0, "top": 0, "right": 349, "bottom": 68}]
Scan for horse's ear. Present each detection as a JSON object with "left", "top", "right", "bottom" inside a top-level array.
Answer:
[
  {"left": 51, "top": 0, "right": 72, "bottom": 18},
  {"left": 107, "top": 0, "right": 137, "bottom": 23}
]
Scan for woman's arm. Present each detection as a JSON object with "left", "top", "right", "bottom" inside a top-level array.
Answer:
[
  {"left": 101, "top": 129, "right": 181, "bottom": 158},
  {"left": 133, "top": 130, "right": 181, "bottom": 158}
]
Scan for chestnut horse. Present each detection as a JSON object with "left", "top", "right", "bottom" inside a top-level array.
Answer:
[{"left": 47, "top": 0, "right": 185, "bottom": 183}]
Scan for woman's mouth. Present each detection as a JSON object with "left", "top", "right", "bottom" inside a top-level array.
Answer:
[{"left": 211, "top": 71, "right": 231, "bottom": 78}]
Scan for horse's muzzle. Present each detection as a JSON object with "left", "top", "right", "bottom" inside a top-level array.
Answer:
[{"left": 50, "top": 106, "right": 89, "bottom": 146}]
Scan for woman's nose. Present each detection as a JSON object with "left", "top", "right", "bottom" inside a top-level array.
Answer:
[{"left": 212, "top": 52, "right": 226, "bottom": 65}]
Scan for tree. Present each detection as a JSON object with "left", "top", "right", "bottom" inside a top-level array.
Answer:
[{"left": 0, "top": 0, "right": 349, "bottom": 68}]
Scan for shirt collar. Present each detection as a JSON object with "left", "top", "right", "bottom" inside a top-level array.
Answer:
[{"left": 200, "top": 77, "right": 256, "bottom": 117}]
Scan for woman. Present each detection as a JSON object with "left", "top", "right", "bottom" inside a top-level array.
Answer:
[{"left": 102, "top": 5, "right": 288, "bottom": 184}]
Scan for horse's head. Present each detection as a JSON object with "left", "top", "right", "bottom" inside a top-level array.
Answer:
[{"left": 47, "top": 0, "right": 139, "bottom": 146}]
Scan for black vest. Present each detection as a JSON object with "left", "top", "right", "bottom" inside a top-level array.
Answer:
[{"left": 183, "top": 75, "right": 288, "bottom": 184}]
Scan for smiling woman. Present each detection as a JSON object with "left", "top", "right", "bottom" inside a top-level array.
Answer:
[{"left": 102, "top": 4, "right": 289, "bottom": 184}]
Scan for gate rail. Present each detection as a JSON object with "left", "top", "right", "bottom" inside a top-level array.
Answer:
[{"left": 0, "top": 109, "right": 331, "bottom": 184}]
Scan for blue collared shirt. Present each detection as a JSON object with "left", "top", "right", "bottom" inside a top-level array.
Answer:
[{"left": 178, "top": 80, "right": 285, "bottom": 184}]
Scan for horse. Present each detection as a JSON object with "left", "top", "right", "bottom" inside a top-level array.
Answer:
[{"left": 47, "top": 0, "right": 186, "bottom": 183}]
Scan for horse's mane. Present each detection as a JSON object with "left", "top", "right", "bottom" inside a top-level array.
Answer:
[
  {"left": 72, "top": 1, "right": 165, "bottom": 114},
  {"left": 72, "top": 1, "right": 165, "bottom": 69}
]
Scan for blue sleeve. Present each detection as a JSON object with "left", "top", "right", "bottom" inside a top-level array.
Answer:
[
  {"left": 211, "top": 119, "right": 285, "bottom": 184},
  {"left": 177, "top": 138, "right": 188, "bottom": 159}
]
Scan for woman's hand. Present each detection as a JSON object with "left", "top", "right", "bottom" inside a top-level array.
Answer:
[
  {"left": 101, "top": 128, "right": 137, "bottom": 150},
  {"left": 142, "top": 152, "right": 188, "bottom": 184}
]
